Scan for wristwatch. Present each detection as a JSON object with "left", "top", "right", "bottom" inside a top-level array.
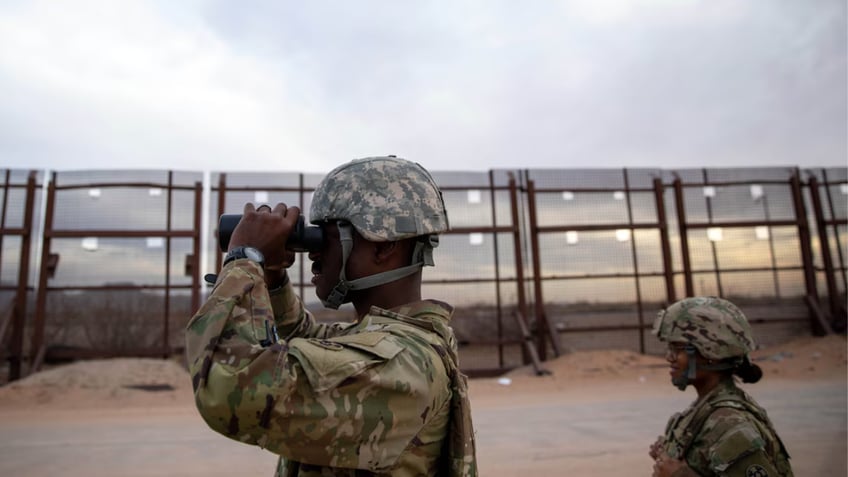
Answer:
[{"left": 223, "top": 246, "right": 265, "bottom": 268}]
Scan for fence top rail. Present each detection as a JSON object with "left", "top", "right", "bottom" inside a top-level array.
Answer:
[
  {"left": 0, "top": 181, "right": 43, "bottom": 189},
  {"left": 528, "top": 186, "right": 656, "bottom": 193},
  {"left": 535, "top": 223, "right": 661, "bottom": 232},
  {"left": 213, "top": 184, "right": 518, "bottom": 193},
  {"left": 46, "top": 229, "right": 197, "bottom": 238},
  {"left": 52, "top": 182, "right": 199, "bottom": 191},
  {"left": 675, "top": 179, "right": 793, "bottom": 187},
  {"left": 815, "top": 177, "right": 848, "bottom": 185},
  {"left": 214, "top": 185, "right": 310, "bottom": 192},
  {"left": 438, "top": 184, "right": 514, "bottom": 191},
  {"left": 685, "top": 219, "right": 799, "bottom": 228},
  {"left": 446, "top": 225, "right": 517, "bottom": 234}
]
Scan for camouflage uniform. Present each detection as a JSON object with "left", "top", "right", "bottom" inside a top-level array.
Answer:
[
  {"left": 653, "top": 297, "right": 793, "bottom": 477},
  {"left": 186, "top": 156, "right": 477, "bottom": 476},
  {"left": 660, "top": 380, "right": 793, "bottom": 476}
]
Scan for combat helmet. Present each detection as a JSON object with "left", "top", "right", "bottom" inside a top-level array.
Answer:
[
  {"left": 653, "top": 296, "right": 756, "bottom": 389},
  {"left": 309, "top": 156, "right": 449, "bottom": 308}
]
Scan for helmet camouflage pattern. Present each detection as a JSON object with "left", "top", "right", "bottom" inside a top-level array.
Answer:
[
  {"left": 652, "top": 296, "right": 755, "bottom": 360},
  {"left": 309, "top": 156, "right": 450, "bottom": 242}
]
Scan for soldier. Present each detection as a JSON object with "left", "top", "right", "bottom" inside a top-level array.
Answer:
[
  {"left": 185, "top": 156, "right": 477, "bottom": 476},
  {"left": 649, "top": 296, "right": 794, "bottom": 477}
]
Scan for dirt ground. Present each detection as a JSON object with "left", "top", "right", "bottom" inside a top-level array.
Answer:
[{"left": 0, "top": 334, "right": 845, "bottom": 476}]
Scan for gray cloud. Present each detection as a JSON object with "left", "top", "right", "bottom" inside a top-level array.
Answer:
[{"left": 0, "top": 0, "right": 844, "bottom": 173}]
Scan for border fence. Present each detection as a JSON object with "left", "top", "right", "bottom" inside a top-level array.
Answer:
[{"left": 0, "top": 166, "right": 845, "bottom": 380}]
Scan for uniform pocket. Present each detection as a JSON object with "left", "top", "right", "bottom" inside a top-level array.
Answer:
[{"left": 287, "top": 333, "right": 404, "bottom": 392}]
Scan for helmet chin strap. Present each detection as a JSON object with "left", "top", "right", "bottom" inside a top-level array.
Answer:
[
  {"left": 672, "top": 344, "right": 698, "bottom": 391},
  {"left": 321, "top": 222, "right": 438, "bottom": 310}
]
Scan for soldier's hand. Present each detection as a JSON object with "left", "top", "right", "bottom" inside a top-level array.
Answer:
[
  {"left": 648, "top": 435, "right": 664, "bottom": 460},
  {"left": 652, "top": 451, "right": 689, "bottom": 477},
  {"left": 264, "top": 248, "right": 296, "bottom": 291},
  {"left": 229, "top": 203, "right": 301, "bottom": 270}
]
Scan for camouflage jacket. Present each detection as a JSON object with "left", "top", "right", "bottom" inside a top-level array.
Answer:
[
  {"left": 661, "top": 379, "right": 793, "bottom": 477},
  {"left": 185, "top": 260, "right": 477, "bottom": 476}
]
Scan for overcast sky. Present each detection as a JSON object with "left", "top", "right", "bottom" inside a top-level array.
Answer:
[{"left": 0, "top": 0, "right": 845, "bottom": 174}]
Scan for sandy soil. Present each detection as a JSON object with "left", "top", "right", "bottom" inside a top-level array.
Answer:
[{"left": 0, "top": 334, "right": 845, "bottom": 476}]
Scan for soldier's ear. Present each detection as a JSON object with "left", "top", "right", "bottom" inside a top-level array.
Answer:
[{"left": 372, "top": 241, "right": 398, "bottom": 264}]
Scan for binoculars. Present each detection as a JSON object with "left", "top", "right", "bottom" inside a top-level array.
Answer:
[{"left": 217, "top": 214, "right": 325, "bottom": 253}]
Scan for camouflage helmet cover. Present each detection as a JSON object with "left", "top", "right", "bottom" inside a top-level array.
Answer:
[
  {"left": 309, "top": 156, "right": 449, "bottom": 242},
  {"left": 652, "top": 296, "right": 755, "bottom": 360}
]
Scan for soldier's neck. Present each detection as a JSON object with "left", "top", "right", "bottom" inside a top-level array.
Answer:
[{"left": 693, "top": 371, "right": 725, "bottom": 398}]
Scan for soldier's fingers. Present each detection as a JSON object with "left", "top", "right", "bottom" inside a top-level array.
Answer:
[{"left": 284, "top": 205, "right": 301, "bottom": 219}]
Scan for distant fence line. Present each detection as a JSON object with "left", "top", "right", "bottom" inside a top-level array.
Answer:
[{"left": 0, "top": 166, "right": 845, "bottom": 380}]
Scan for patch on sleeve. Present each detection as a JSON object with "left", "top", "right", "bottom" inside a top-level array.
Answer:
[
  {"left": 311, "top": 339, "right": 344, "bottom": 351},
  {"left": 746, "top": 464, "right": 769, "bottom": 477}
]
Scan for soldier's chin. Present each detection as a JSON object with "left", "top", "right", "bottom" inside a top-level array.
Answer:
[{"left": 671, "top": 375, "right": 689, "bottom": 391}]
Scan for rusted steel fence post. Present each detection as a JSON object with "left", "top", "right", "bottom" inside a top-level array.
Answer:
[
  {"left": 623, "top": 170, "right": 646, "bottom": 353},
  {"left": 653, "top": 177, "right": 675, "bottom": 304},
  {"left": 808, "top": 176, "right": 841, "bottom": 319},
  {"left": 673, "top": 177, "right": 694, "bottom": 297},
  {"left": 191, "top": 181, "right": 203, "bottom": 317},
  {"left": 3, "top": 171, "right": 38, "bottom": 380},
  {"left": 31, "top": 173, "right": 57, "bottom": 372},
  {"left": 790, "top": 171, "right": 831, "bottom": 335},
  {"left": 525, "top": 179, "right": 563, "bottom": 360},
  {"left": 507, "top": 175, "right": 531, "bottom": 366},
  {"left": 821, "top": 170, "right": 847, "bottom": 296}
]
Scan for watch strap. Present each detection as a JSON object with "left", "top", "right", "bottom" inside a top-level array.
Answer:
[{"left": 223, "top": 246, "right": 264, "bottom": 268}]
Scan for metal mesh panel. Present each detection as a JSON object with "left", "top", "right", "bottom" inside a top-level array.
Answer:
[
  {"left": 48, "top": 237, "right": 195, "bottom": 287},
  {"left": 538, "top": 231, "right": 635, "bottom": 278},
  {"left": 776, "top": 270, "right": 807, "bottom": 297},
  {"left": 53, "top": 188, "right": 168, "bottom": 230},
  {"left": 54, "top": 170, "right": 173, "bottom": 186},
  {"left": 704, "top": 167, "right": 797, "bottom": 183},
  {"left": 438, "top": 232, "right": 516, "bottom": 281},
  {"left": 632, "top": 230, "right": 665, "bottom": 275},
  {"left": 825, "top": 184, "right": 848, "bottom": 220},
  {"left": 629, "top": 192, "right": 659, "bottom": 224},
  {"left": 625, "top": 169, "right": 664, "bottom": 189},
  {"left": 431, "top": 170, "right": 493, "bottom": 188},
  {"left": 0, "top": 182, "right": 38, "bottom": 228},
  {"left": 0, "top": 236, "right": 23, "bottom": 285},
  {"left": 535, "top": 191, "right": 630, "bottom": 226},
  {"left": 0, "top": 170, "right": 43, "bottom": 291},
  {"left": 428, "top": 234, "right": 501, "bottom": 283},
  {"left": 525, "top": 168, "right": 626, "bottom": 189},
  {"left": 43, "top": 289, "right": 168, "bottom": 350},
  {"left": 705, "top": 184, "right": 794, "bottom": 223},
  {"left": 441, "top": 189, "right": 496, "bottom": 228}
]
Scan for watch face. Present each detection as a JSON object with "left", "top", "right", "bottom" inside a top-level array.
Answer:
[{"left": 244, "top": 247, "right": 264, "bottom": 263}]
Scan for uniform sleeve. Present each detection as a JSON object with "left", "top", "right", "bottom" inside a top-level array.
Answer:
[
  {"left": 268, "top": 281, "right": 349, "bottom": 340},
  {"left": 185, "top": 260, "right": 299, "bottom": 440},
  {"left": 699, "top": 407, "right": 779, "bottom": 476},
  {"left": 717, "top": 450, "right": 781, "bottom": 477},
  {"left": 186, "top": 259, "right": 282, "bottom": 394},
  {"left": 185, "top": 260, "right": 441, "bottom": 471}
]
